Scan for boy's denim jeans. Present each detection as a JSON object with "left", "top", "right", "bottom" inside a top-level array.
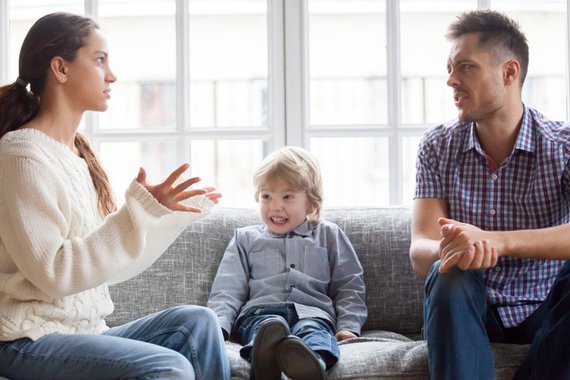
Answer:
[
  {"left": 235, "top": 304, "right": 340, "bottom": 367},
  {"left": 0, "top": 305, "right": 230, "bottom": 380},
  {"left": 424, "top": 260, "right": 570, "bottom": 380}
]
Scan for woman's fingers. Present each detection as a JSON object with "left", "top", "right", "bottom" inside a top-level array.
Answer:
[
  {"left": 173, "top": 188, "right": 207, "bottom": 203},
  {"left": 162, "top": 163, "right": 191, "bottom": 187},
  {"left": 136, "top": 167, "right": 148, "bottom": 186},
  {"left": 173, "top": 176, "right": 202, "bottom": 194},
  {"left": 206, "top": 193, "right": 222, "bottom": 204},
  {"left": 138, "top": 164, "right": 221, "bottom": 211}
]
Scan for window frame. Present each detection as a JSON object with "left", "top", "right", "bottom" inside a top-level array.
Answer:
[{"left": 2, "top": 0, "right": 570, "bottom": 206}]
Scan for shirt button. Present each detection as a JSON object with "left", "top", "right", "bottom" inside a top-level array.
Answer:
[
  {"left": 490, "top": 209, "right": 496, "bottom": 216},
  {"left": 495, "top": 266, "right": 502, "bottom": 273},
  {"left": 491, "top": 174, "right": 498, "bottom": 181},
  {"left": 290, "top": 264, "right": 295, "bottom": 268}
]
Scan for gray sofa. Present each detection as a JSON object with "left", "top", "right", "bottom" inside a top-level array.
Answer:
[{"left": 107, "top": 207, "right": 530, "bottom": 379}]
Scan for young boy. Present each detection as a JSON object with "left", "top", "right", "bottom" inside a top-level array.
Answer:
[{"left": 208, "top": 146, "right": 367, "bottom": 380}]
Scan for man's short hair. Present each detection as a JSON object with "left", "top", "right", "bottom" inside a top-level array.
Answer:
[{"left": 447, "top": 9, "right": 529, "bottom": 85}]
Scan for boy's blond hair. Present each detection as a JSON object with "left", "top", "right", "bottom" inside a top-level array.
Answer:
[{"left": 253, "top": 146, "right": 323, "bottom": 224}]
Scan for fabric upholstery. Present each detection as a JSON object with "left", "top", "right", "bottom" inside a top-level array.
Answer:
[{"left": 106, "top": 207, "right": 529, "bottom": 379}]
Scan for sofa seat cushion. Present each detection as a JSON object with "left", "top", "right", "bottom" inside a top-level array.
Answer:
[{"left": 225, "top": 330, "right": 530, "bottom": 380}]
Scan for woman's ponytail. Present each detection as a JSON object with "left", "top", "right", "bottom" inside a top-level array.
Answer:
[{"left": 0, "top": 79, "right": 40, "bottom": 139}]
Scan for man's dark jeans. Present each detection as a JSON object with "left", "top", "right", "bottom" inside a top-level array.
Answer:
[{"left": 424, "top": 260, "right": 570, "bottom": 379}]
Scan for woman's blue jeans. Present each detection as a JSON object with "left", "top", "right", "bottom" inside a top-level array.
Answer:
[
  {"left": 424, "top": 260, "right": 570, "bottom": 380},
  {"left": 0, "top": 305, "right": 230, "bottom": 380}
]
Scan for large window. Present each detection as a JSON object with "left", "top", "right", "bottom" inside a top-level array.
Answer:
[{"left": 2, "top": 0, "right": 568, "bottom": 207}]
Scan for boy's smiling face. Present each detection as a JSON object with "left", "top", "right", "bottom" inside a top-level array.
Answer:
[{"left": 258, "top": 179, "right": 313, "bottom": 235}]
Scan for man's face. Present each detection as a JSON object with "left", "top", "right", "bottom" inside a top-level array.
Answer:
[{"left": 446, "top": 33, "right": 506, "bottom": 123}]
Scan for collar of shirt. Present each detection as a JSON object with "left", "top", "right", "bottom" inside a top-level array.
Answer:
[
  {"left": 463, "top": 103, "right": 535, "bottom": 158},
  {"left": 264, "top": 219, "right": 313, "bottom": 238}
]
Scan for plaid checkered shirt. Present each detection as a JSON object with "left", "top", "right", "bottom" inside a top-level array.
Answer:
[{"left": 415, "top": 105, "right": 570, "bottom": 327}]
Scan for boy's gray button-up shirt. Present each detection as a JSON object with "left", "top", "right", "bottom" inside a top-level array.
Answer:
[{"left": 207, "top": 219, "right": 367, "bottom": 337}]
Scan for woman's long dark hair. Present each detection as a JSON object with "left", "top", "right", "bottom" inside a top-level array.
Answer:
[{"left": 0, "top": 12, "right": 116, "bottom": 216}]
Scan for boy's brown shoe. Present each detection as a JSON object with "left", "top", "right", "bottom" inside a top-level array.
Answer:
[
  {"left": 250, "top": 318, "right": 288, "bottom": 380},
  {"left": 275, "top": 336, "right": 327, "bottom": 380}
]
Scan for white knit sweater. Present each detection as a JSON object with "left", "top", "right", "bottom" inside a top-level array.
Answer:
[{"left": 0, "top": 129, "right": 213, "bottom": 341}]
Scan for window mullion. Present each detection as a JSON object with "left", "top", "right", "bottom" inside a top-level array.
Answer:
[
  {"left": 176, "top": 0, "right": 190, "bottom": 166},
  {"left": 84, "top": 0, "right": 97, "bottom": 18},
  {"left": 387, "top": 0, "right": 402, "bottom": 205},
  {"left": 284, "top": 0, "right": 309, "bottom": 147},
  {"left": 268, "top": 0, "right": 286, "bottom": 151},
  {"left": 84, "top": 0, "right": 98, "bottom": 142},
  {"left": 567, "top": 0, "right": 570, "bottom": 121}
]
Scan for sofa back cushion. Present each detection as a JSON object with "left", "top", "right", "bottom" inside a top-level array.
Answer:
[{"left": 107, "top": 207, "right": 425, "bottom": 335}]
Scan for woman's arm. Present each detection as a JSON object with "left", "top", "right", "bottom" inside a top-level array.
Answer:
[{"left": 0, "top": 156, "right": 215, "bottom": 296}]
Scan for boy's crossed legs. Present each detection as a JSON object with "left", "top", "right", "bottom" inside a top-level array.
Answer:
[{"left": 236, "top": 305, "right": 339, "bottom": 380}]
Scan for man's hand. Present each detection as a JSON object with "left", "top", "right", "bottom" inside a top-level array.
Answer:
[
  {"left": 438, "top": 217, "right": 498, "bottom": 273},
  {"left": 335, "top": 330, "right": 357, "bottom": 342},
  {"left": 137, "top": 163, "right": 222, "bottom": 212}
]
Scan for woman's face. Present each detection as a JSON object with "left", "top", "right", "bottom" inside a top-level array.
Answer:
[{"left": 63, "top": 29, "right": 117, "bottom": 112}]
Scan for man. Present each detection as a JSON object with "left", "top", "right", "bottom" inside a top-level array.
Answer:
[{"left": 410, "top": 9, "right": 570, "bottom": 379}]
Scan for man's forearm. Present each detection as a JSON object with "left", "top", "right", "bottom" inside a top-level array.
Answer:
[
  {"left": 496, "top": 224, "right": 570, "bottom": 260},
  {"left": 409, "top": 238, "right": 440, "bottom": 279},
  {"left": 439, "top": 220, "right": 570, "bottom": 261}
]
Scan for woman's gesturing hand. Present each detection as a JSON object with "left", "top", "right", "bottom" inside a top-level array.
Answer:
[{"left": 137, "top": 163, "right": 222, "bottom": 212}]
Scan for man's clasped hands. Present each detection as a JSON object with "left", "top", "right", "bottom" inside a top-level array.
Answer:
[{"left": 438, "top": 218, "right": 500, "bottom": 274}]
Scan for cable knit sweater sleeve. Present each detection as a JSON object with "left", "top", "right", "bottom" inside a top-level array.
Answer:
[
  {"left": 0, "top": 130, "right": 213, "bottom": 299},
  {"left": 106, "top": 181, "right": 213, "bottom": 285}
]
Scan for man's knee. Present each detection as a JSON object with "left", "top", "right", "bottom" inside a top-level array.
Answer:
[{"left": 425, "top": 261, "right": 485, "bottom": 304}]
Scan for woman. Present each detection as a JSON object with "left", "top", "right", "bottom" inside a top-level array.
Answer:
[{"left": 0, "top": 12, "right": 230, "bottom": 380}]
